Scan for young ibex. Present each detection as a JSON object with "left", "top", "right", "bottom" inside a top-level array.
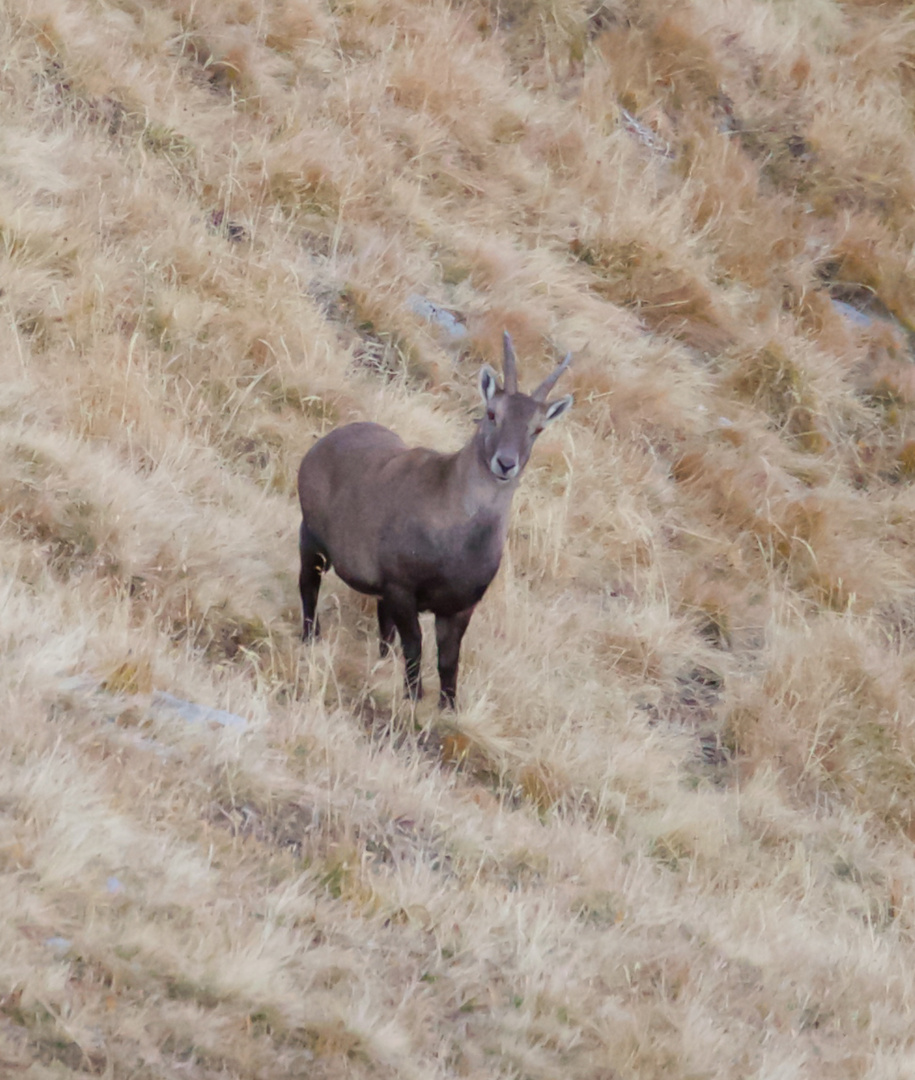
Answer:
[{"left": 297, "top": 332, "right": 573, "bottom": 707}]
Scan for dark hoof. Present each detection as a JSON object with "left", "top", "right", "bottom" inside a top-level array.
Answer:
[
  {"left": 438, "top": 691, "right": 456, "bottom": 710},
  {"left": 302, "top": 619, "right": 321, "bottom": 642},
  {"left": 406, "top": 682, "right": 424, "bottom": 702},
  {"left": 379, "top": 640, "right": 391, "bottom": 658}
]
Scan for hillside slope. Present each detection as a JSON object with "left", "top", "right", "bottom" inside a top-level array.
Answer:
[{"left": 4, "top": 0, "right": 915, "bottom": 1076}]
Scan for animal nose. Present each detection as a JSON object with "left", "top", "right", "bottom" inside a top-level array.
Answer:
[{"left": 495, "top": 455, "right": 517, "bottom": 476}]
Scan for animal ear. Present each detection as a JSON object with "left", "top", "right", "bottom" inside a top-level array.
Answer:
[
  {"left": 479, "top": 364, "right": 500, "bottom": 403},
  {"left": 544, "top": 394, "right": 573, "bottom": 425}
]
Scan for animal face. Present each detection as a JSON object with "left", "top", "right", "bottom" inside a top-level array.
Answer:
[{"left": 478, "top": 365, "right": 572, "bottom": 483}]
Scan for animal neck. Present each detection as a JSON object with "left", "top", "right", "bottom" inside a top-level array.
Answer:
[{"left": 446, "top": 426, "right": 517, "bottom": 520}]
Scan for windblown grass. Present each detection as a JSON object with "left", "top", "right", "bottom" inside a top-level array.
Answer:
[{"left": 4, "top": 0, "right": 915, "bottom": 1076}]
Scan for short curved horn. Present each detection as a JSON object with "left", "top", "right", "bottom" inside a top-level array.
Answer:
[
  {"left": 532, "top": 351, "right": 572, "bottom": 401},
  {"left": 502, "top": 331, "right": 518, "bottom": 394}
]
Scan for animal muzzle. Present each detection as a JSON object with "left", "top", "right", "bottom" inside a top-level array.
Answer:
[{"left": 490, "top": 453, "right": 520, "bottom": 481}]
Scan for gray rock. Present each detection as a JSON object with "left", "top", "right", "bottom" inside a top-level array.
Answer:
[
  {"left": 830, "top": 298, "right": 874, "bottom": 329},
  {"left": 407, "top": 294, "right": 467, "bottom": 340},
  {"left": 150, "top": 691, "right": 248, "bottom": 731}
]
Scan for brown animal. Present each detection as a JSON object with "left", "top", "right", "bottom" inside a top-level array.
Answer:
[{"left": 297, "top": 332, "right": 573, "bottom": 707}]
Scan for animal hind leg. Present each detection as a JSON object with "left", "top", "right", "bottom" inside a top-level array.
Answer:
[
  {"left": 299, "top": 521, "right": 328, "bottom": 641},
  {"left": 377, "top": 598, "right": 397, "bottom": 658},
  {"left": 383, "top": 588, "right": 423, "bottom": 700},
  {"left": 435, "top": 606, "right": 475, "bottom": 709}
]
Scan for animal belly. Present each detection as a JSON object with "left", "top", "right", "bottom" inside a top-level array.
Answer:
[
  {"left": 416, "top": 570, "right": 496, "bottom": 616},
  {"left": 319, "top": 521, "right": 384, "bottom": 597},
  {"left": 335, "top": 566, "right": 383, "bottom": 597}
]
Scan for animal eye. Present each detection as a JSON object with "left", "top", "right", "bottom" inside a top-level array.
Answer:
[
  {"left": 533, "top": 425, "right": 544, "bottom": 436},
  {"left": 487, "top": 408, "right": 496, "bottom": 422}
]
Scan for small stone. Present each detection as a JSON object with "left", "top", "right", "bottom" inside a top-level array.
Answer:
[
  {"left": 151, "top": 691, "right": 248, "bottom": 731},
  {"left": 407, "top": 294, "right": 467, "bottom": 341}
]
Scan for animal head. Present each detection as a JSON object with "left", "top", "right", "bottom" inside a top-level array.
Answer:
[{"left": 477, "top": 332, "right": 573, "bottom": 483}]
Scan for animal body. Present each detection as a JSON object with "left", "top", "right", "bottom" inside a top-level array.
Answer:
[{"left": 297, "top": 332, "right": 573, "bottom": 707}]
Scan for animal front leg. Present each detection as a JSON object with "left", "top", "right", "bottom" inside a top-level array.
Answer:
[
  {"left": 384, "top": 589, "right": 423, "bottom": 700},
  {"left": 435, "top": 607, "right": 475, "bottom": 709},
  {"left": 299, "top": 521, "right": 328, "bottom": 641},
  {"left": 377, "top": 597, "right": 397, "bottom": 658}
]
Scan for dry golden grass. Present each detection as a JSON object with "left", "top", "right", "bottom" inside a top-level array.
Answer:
[{"left": 5, "top": 0, "right": 915, "bottom": 1075}]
